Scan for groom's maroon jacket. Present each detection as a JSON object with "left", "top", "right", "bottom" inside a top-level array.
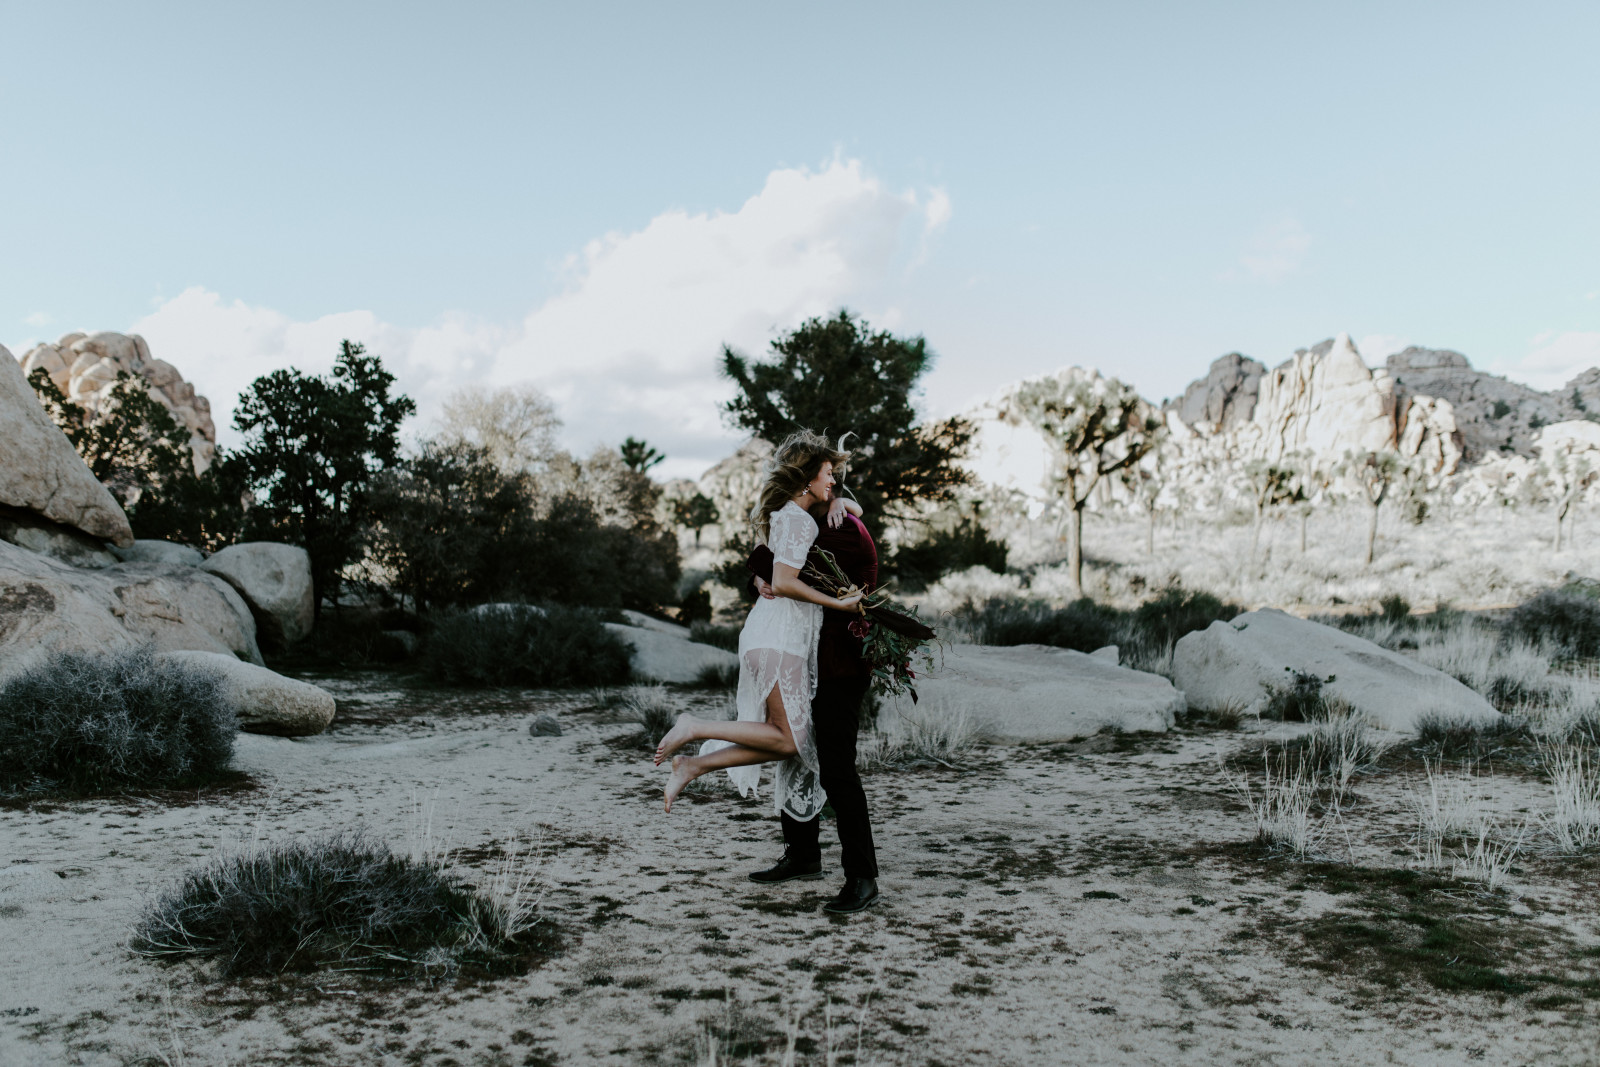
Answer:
[{"left": 746, "top": 511, "right": 878, "bottom": 682}]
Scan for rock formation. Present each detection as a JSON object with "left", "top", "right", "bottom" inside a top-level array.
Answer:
[
  {"left": 0, "top": 343, "right": 134, "bottom": 548},
  {"left": 1167, "top": 352, "right": 1265, "bottom": 430},
  {"left": 1384, "top": 346, "right": 1580, "bottom": 462},
  {"left": 158, "top": 650, "right": 336, "bottom": 737},
  {"left": 1172, "top": 609, "right": 1498, "bottom": 731},
  {"left": 0, "top": 540, "right": 263, "bottom": 687},
  {"left": 17, "top": 331, "right": 217, "bottom": 472},
  {"left": 875, "top": 643, "right": 1185, "bottom": 742},
  {"left": 200, "top": 543, "right": 315, "bottom": 649}
]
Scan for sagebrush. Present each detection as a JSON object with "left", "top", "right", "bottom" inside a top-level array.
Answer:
[{"left": 0, "top": 648, "right": 235, "bottom": 796}]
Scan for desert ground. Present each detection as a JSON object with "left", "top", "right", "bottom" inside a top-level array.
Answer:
[{"left": 3, "top": 663, "right": 1597, "bottom": 1066}]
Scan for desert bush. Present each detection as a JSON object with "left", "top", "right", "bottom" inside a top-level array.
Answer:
[
  {"left": 692, "top": 663, "right": 740, "bottom": 688},
  {"left": 1129, "top": 585, "right": 1239, "bottom": 648},
  {"left": 1259, "top": 669, "right": 1335, "bottom": 722},
  {"left": 690, "top": 622, "right": 741, "bottom": 653},
  {"left": 1379, "top": 594, "right": 1411, "bottom": 623},
  {"left": 132, "top": 832, "right": 549, "bottom": 977},
  {"left": 622, "top": 684, "right": 679, "bottom": 748},
  {"left": 1505, "top": 588, "right": 1600, "bottom": 659},
  {"left": 0, "top": 649, "right": 235, "bottom": 797},
  {"left": 892, "top": 515, "right": 1008, "bottom": 591},
  {"left": 1181, "top": 699, "right": 1244, "bottom": 730},
  {"left": 964, "top": 595, "right": 1122, "bottom": 652},
  {"left": 420, "top": 605, "right": 632, "bottom": 687},
  {"left": 1290, "top": 704, "right": 1388, "bottom": 800},
  {"left": 1413, "top": 712, "right": 1533, "bottom": 760},
  {"left": 678, "top": 588, "right": 713, "bottom": 626}
]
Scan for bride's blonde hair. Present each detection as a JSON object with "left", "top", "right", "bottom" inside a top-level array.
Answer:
[{"left": 750, "top": 429, "right": 851, "bottom": 544}]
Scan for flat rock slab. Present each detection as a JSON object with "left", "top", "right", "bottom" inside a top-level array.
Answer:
[
  {"left": 158, "top": 650, "right": 335, "bottom": 736},
  {"left": 0, "top": 540, "right": 261, "bottom": 685},
  {"left": 880, "top": 642, "right": 1185, "bottom": 742},
  {"left": 112, "top": 539, "right": 203, "bottom": 566},
  {"left": 604, "top": 622, "right": 736, "bottom": 684},
  {"left": 1172, "top": 608, "right": 1499, "bottom": 731}
]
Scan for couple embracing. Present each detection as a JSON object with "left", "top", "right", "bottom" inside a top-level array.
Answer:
[{"left": 654, "top": 430, "right": 882, "bottom": 915}]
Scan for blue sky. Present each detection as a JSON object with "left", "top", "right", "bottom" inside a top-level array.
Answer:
[{"left": 4, "top": 2, "right": 1598, "bottom": 477}]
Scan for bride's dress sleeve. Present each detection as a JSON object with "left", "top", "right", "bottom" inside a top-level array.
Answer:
[{"left": 769, "top": 506, "right": 816, "bottom": 570}]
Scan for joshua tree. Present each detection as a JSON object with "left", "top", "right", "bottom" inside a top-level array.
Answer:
[
  {"left": 1121, "top": 458, "right": 1166, "bottom": 556},
  {"left": 1341, "top": 449, "right": 1411, "bottom": 567},
  {"left": 1006, "top": 368, "right": 1162, "bottom": 594},
  {"left": 1538, "top": 444, "right": 1596, "bottom": 552},
  {"left": 672, "top": 492, "right": 720, "bottom": 547},
  {"left": 1284, "top": 451, "right": 1334, "bottom": 554},
  {"left": 436, "top": 384, "right": 560, "bottom": 475},
  {"left": 620, "top": 437, "right": 665, "bottom": 474},
  {"left": 1241, "top": 459, "right": 1304, "bottom": 563}
]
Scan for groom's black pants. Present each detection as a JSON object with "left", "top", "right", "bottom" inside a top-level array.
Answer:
[{"left": 780, "top": 675, "right": 879, "bottom": 879}]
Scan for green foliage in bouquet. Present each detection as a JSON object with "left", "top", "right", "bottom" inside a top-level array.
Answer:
[{"left": 803, "top": 548, "right": 938, "bottom": 702}]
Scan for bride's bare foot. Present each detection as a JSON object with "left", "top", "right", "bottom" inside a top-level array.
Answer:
[
  {"left": 654, "top": 714, "right": 699, "bottom": 766},
  {"left": 664, "top": 755, "right": 697, "bottom": 813}
]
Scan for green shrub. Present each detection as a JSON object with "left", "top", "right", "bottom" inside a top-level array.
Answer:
[
  {"left": 1260, "top": 669, "right": 1335, "bottom": 722},
  {"left": 893, "top": 516, "right": 1008, "bottom": 591},
  {"left": 689, "top": 622, "right": 741, "bottom": 652},
  {"left": 1413, "top": 711, "right": 1532, "bottom": 760},
  {"left": 967, "top": 596, "right": 1122, "bottom": 652},
  {"left": 1379, "top": 594, "right": 1411, "bottom": 623},
  {"left": 1130, "top": 585, "right": 1240, "bottom": 648},
  {"left": 132, "top": 833, "right": 549, "bottom": 978},
  {"left": 1505, "top": 589, "right": 1600, "bottom": 658},
  {"left": 420, "top": 605, "right": 633, "bottom": 687},
  {"left": 0, "top": 649, "right": 235, "bottom": 797},
  {"left": 678, "top": 588, "right": 713, "bottom": 626}
]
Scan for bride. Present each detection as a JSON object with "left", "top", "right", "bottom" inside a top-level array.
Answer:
[{"left": 655, "top": 429, "right": 863, "bottom": 814}]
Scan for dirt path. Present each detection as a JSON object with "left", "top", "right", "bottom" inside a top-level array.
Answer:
[{"left": 1, "top": 675, "right": 1595, "bottom": 1065}]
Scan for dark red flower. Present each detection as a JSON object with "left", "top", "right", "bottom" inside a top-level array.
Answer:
[{"left": 849, "top": 618, "right": 872, "bottom": 638}]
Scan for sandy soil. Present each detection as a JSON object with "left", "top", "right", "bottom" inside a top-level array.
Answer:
[{"left": 2, "top": 674, "right": 1597, "bottom": 1066}]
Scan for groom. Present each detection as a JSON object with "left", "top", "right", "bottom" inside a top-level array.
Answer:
[{"left": 745, "top": 493, "right": 880, "bottom": 914}]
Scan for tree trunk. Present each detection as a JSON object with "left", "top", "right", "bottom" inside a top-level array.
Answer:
[
  {"left": 1299, "top": 511, "right": 1308, "bottom": 554},
  {"left": 1364, "top": 501, "right": 1379, "bottom": 566},
  {"left": 1147, "top": 508, "right": 1155, "bottom": 556},
  {"left": 1067, "top": 503, "right": 1085, "bottom": 596},
  {"left": 1555, "top": 508, "right": 1564, "bottom": 553}
]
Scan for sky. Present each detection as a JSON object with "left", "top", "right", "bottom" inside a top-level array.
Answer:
[{"left": 3, "top": 2, "right": 1598, "bottom": 479}]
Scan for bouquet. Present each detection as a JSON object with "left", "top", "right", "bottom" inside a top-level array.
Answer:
[{"left": 804, "top": 549, "right": 938, "bottom": 702}]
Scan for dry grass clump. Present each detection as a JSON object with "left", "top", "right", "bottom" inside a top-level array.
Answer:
[
  {"left": 0, "top": 648, "right": 235, "bottom": 797},
  {"left": 689, "top": 623, "right": 741, "bottom": 652},
  {"left": 621, "top": 684, "right": 680, "bottom": 749},
  {"left": 859, "top": 703, "right": 984, "bottom": 770},
  {"left": 1412, "top": 711, "right": 1533, "bottom": 761},
  {"left": 1540, "top": 744, "right": 1600, "bottom": 853},
  {"left": 1227, "top": 751, "right": 1329, "bottom": 859},
  {"left": 1292, "top": 704, "right": 1389, "bottom": 802},
  {"left": 132, "top": 831, "right": 551, "bottom": 979}
]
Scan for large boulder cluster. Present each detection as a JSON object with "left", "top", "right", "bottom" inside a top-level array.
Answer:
[
  {"left": 18, "top": 331, "right": 217, "bottom": 471},
  {"left": 1, "top": 339, "right": 329, "bottom": 737}
]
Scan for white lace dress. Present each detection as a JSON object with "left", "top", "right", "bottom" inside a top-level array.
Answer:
[{"left": 700, "top": 500, "right": 826, "bottom": 821}]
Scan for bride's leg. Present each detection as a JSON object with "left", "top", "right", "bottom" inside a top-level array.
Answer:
[
  {"left": 664, "top": 690, "right": 798, "bottom": 812},
  {"left": 655, "top": 684, "right": 800, "bottom": 764}
]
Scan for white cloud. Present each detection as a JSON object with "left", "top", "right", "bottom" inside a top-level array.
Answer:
[
  {"left": 24, "top": 311, "right": 51, "bottom": 327},
  {"left": 132, "top": 159, "right": 943, "bottom": 480},
  {"left": 1491, "top": 330, "right": 1600, "bottom": 391},
  {"left": 1239, "top": 216, "right": 1311, "bottom": 282}
]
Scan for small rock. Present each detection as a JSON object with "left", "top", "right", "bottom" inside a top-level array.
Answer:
[{"left": 529, "top": 715, "right": 563, "bottom": 737}]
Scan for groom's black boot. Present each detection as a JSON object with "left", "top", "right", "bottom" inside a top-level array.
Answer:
[
  {"left": 822, "top": 877, "right": 879, "bottom": 914},
  {"left": 748, "top": 849, "right": 822, "bottom": 884}
]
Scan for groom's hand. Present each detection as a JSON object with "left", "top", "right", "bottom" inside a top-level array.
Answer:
[
  {"left": 754, "top": 577, "right": 776, "bottom": 599},
  {"left": 826, "top": 496, "right": 847, "bottom": 529}
]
